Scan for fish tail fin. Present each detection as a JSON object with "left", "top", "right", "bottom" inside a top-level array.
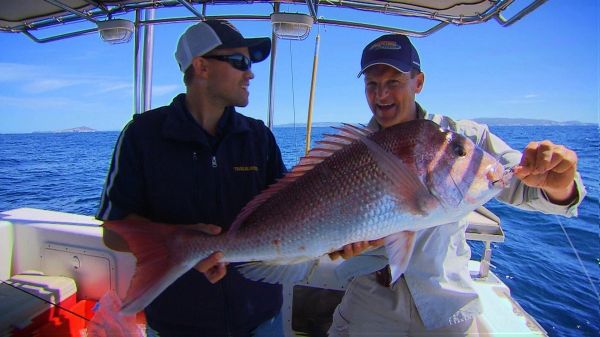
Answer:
[
  {"left": 87, "top": 290, "right": 144, "bottom": 337},
  {"left": 102, "top": 220, "right": 195, "bottom": 315}
]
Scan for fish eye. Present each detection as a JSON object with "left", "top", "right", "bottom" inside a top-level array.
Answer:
[{"left": 452, "top": 143, "right": 467, "bottom": 157}]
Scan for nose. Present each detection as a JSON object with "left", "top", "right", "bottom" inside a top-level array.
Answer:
[{"left": 376, "top": 85, "right": 389, "bottom": 100}]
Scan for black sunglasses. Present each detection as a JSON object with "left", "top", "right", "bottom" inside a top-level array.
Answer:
[{"left": 203, "top": 53, "right": 252, "bottom": 71}]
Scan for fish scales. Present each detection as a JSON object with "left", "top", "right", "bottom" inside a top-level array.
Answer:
[
  {"left": 215, "top": 139, "right": 407, "bottom": 261},
  {"left": 104, "top": 119, "right": 507, "bottom": 314},
  {"left": 225, "top": 120, "right": 449, "bottom": 261}
]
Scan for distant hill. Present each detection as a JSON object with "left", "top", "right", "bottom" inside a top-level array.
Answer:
[
  {"left": 275, "top": 122, "right": 342, "bottom": 128},
  {"left": 471, "top": 118, "right": 594, "bottom": 126},
  {"left": 276, "top": 119, "right": 595, "bottom": 128},
  {"left": 57, "top": 126, "right": 97, "bottom": 133}
]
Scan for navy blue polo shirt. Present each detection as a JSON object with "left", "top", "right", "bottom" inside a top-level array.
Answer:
[{"left": 97, "top": 93, "right": 286, "bottom": 336}]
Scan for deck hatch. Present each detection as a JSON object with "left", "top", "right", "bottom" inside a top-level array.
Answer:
[{"left": 40, "top": 243, "right": 116, "bottom": 300}]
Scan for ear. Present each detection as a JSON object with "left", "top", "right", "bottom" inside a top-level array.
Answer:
[
  {"left": 191, "top": 56, "right": 210, "bottom": 80},
  {"left": 414, "top": 72, "right": 425, "bottom": 94}
]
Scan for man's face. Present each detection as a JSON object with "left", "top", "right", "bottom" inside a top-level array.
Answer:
[
  {"left": 204, "top": 47, "right": 254, "bottom": 107},
  {"left": 364, "top": 64, "right": 424, "bottom": 128}
]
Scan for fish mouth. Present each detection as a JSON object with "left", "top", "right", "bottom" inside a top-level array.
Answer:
[{"left": 491, "top": 166, "right": 514, "bottom": 188}]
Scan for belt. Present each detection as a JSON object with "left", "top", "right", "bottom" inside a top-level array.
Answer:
[{"left": 374, "top": 265, "right": 405, "bottom": 287}]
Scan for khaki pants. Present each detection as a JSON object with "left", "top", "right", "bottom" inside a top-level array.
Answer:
[{"left": 328, "top": 274, "right": 479, "bottom": 337}]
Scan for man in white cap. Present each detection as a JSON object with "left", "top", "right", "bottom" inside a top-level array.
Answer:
[
  {"left": 98, "top": 20, "right": 286, "bottom": 337},
  {"left": 327, "top": 34, "right": 586, "bottom": 336}
]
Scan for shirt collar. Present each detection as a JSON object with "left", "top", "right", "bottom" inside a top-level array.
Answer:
[{"left": 162, "top": 93, "right": 252, "bottom": 145}]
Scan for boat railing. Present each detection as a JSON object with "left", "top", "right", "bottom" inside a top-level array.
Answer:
[
  {"left": 465, "top": 206, "right": 505, "bottom": 279},
  {"left": 282, "top": 207, "right": 505, "bottom": 336}
]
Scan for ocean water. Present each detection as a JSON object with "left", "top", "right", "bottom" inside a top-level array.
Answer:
[{"left": 0, "top": 125, "right": 598, "bottom": 337}]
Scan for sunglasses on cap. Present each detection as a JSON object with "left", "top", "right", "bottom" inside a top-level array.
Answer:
[{"left": 203, "top": 53, "right": 252, "bottom": 71}]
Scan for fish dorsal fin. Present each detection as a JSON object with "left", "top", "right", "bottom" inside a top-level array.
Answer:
[{"left": 228, "top": 124, "right": 374, "bottom": 235}]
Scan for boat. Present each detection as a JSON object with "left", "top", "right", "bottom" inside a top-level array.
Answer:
[{"left": 0, "top": 0, "right": 561, "bottom": 336}]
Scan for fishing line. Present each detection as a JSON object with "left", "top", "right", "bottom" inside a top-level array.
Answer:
[
  {"left": 0, "top": 279, "right": 92, "bottom": 322},
  {"left": 553, "top": 215, "right": 600, "bottom": 301},
  {"left": 289, "top": 39, "right": 298, "bottom": 160}
]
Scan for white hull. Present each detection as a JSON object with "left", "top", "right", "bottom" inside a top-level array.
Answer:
[{"left": 1, "top": 207, "right": 546, "bottom": 336}]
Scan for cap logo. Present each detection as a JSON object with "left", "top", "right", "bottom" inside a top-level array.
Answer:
[{"left": 370, "top": 40, "right": 402, "bottom": 51}]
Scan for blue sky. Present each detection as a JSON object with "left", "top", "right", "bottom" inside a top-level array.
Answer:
[{"left": 0, "top": 0, "right": 598, "bottom": 134}]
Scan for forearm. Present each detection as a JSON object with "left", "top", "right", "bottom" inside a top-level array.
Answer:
[
  {"left": 497, "top": 173, "right": 586, "bottom": 217},
  {"left": 542, "top": 181, "right": 579, "bottom": 205}
]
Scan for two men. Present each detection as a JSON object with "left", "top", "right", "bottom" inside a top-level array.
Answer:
[{"left": 98, "top": 19, "right": 585, "bottom": 336}]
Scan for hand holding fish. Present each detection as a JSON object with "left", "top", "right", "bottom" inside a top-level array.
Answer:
[
  {"left": 328, "top": 239, "right": 385, "bottom": 260},
  {"left": 104, "top": 120, "right": 508, "bottom": 314},
  {"left": 189, "top": 223, "right": 228, "bottom": 283},
  {"left": 513, "top": 140, "right": 578, "bottom": 204}
]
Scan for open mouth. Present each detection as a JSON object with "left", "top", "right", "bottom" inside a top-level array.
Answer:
[{"left": 377, "top": 103, "right": 395, "bottom": 111}]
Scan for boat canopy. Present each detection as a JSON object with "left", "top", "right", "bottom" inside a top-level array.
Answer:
[
  {"left": 2, "top": 0, "right": 547, "bottom": 42},
  {"left": 1, "top": 0, "right": 549, "bottom": 133}
]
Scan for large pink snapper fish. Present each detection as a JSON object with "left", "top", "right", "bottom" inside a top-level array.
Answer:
[{"left": 105, "top": 119, "right": 509, "bottom": 314}]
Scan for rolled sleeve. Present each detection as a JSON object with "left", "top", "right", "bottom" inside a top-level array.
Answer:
[
  {"left": 498, "top": 172, "right": 586, "bottom": 217},
  {"left": 458, "top": 119, "right": 587, "bottom": 218}
]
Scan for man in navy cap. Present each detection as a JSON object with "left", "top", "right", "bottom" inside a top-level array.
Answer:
[
  {"left": 328, "top": 34, "right": 585, "bottom": 336},
  {"left": 98, "top": 20, "right": 286, "bottom": 337}
]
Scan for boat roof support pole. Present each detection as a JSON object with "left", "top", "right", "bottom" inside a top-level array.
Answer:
[
  {"left": 304, "top": 33, "right": 320, "bottom": 154},
  {"left": 305, "top": 0, "right": 318, "bottom": 21},
  {"left": 43, "top": 0, "right": 98, "bottom": 23},
  {"left": 266, "top": 3, "right": 280, "bottom": 129},
  {"left": 176, "top": 0, "right": 204, "bottom": 19},
  {"left": 141, "top": 8, "right": 156, "bottom": 112},
  {"left": 133, "top": 10, "right": 142, "bottom": 114},
  {"left": 494, "top": 0, "right": 549, "bottom": 27}
]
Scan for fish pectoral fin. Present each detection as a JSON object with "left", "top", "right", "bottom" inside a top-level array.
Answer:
[
  {"left": 383, "top": 231, "right": 416, "bottom": 284},
  {"left": 237, "top": 259, "right": 319, "bottom": 284},
  {"left": 359, "top": 136, "right": 438, "bottom": 215}
]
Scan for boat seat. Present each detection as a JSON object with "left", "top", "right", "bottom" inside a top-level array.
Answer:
[{"left": 0, "top": 272, "right": 77, "bottom": 334}]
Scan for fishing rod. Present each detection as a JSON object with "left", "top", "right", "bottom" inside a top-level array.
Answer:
[
  {"left": 553, "top": 215, "right": 600, "bottom": 301},
  {"left": 2, "top": 278, "right": 145, "bottom": 336},
  {"left": 0, "top": 278, "right": 91, "bottom": 322}
]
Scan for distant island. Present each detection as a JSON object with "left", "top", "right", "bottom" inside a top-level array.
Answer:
[
  {"left": 276, "top": 122, "right": 342, "bottom": 128},
  {"left": 57, "top": 126, "right": 97, "bottom": 133},
  {"left": 275, "top": 118, "right": 595, "bottom": 128},
  {"left": 471, "top": 118, "right": 594, "bottom": 126}
]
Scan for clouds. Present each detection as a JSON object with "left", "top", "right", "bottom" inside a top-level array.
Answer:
[
  {"left": 0, "top": 60, "right": 184, "bottom": 132},
  {"left": 0, "top": 62, "right": 130, "bottom": 95},
  {"left": 152, "top": 84, "right": 180, "bottom": 97},
  {"left": 0, "top": 62, "right": 180, "bottom": 97},
  {"left": 500, "top": 93, "right": 544, "bottom": 105},
  {"left": 0, "top": 63, "right": 41, "bottom": 81}
]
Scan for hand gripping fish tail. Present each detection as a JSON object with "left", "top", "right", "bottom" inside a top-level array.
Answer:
[{"left": 102, "top": 219, "right": 214, "bottom": 315}]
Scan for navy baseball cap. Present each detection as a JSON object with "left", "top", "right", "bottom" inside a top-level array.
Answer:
[
  {"left": 175, "top": 20, "right": 271, "bottom": 72},
  {"left": 358, "top": 34, "right": 421, "bottom": 77}
]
